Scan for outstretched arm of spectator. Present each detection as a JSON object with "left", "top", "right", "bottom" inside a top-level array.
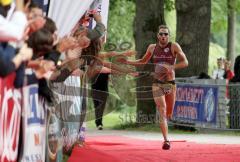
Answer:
[
  {"left": 0, "top": 44, "right": 32, "bottom": 77},
  {"left": 87, "top": 13, "right": 106, "bottom": 40},
  {"left": 98, "top": 50, "right": 136, "bottom": 60}
]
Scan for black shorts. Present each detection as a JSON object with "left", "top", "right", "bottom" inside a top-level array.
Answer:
[{"left": 152, "top": 79, "right": 176, "bottom": 85}]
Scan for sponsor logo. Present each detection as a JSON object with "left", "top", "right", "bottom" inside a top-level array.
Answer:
[{"left": 164, "top": 48, "right": 169, "bottom": 53}]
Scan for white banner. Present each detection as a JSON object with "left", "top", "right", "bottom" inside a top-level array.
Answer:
[
  {"left": 19, "top": 84, "right": 46, "bottom": 162},
  {"left": 47, "top": 0, "right": 94, "bottom": 37},
  {"left": 47, "top": 0, "right": 110, "bottom": 37}
]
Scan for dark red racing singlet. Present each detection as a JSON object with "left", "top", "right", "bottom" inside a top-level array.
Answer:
[
  {"left": 151, "top": 42, "right": 176, "bottom": 82},
  {"left": 152, "top": 42, "right": 176, "bottom": 65}
]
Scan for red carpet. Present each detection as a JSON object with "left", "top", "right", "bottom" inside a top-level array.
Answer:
[{"left": 68, "top": 136, "right": 240, "bottom": 162}]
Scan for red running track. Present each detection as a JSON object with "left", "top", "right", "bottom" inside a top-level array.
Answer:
[{"left": 68, "top": 136, "right": 240, "bottom": 162}]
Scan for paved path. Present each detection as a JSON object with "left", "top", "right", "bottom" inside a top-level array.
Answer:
[{"left": 86, "top": 128, "right": 240, "bottom": 144}]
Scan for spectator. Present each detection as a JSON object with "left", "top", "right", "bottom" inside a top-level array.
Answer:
[
  {"left": 0, "top": 0, "right": 28, "bottom": 41},
  {"left": 212, "top": 57, "right": 225, "bottom": 79},
  {"left": 230, "top": 55, "right": 240, "bottom": 83},
  {"left": 224, "top": 59, "right": 234, "bottom": 81},
  {"left": 224, "top": 59, "right": 234, "bottom": 99},
  {"left": 198, "top": 72, "right": 211, "bottom": 79}
]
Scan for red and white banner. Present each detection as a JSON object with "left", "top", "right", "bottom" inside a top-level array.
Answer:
[{"left": 0, "top": 73, "right": 21, "bottom": 162}]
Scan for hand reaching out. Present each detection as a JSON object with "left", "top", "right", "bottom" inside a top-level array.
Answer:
[
  {"left": 154, "top": 63, "right": 175, "bottom": 81},
  {"left": 123, "top": 50, "right": 136, "bottom": 57},
  {"left": 92, "top": 12, "right": 102, "bottom": 23},
  {"left": 57, "top": 36, "right": 78, "bottom": 52},
  {"left": 129, "top": 72, "right": 139, "bottom": 77},
  {"left": 115, "top": 57, "right": 128, "bottom": 64},
  {"left": 18, "top": 43, "right": 33, "bottom": 61},
  {"left": 161, "top": 64, "right": 174, "bottom": 74},
  {"left": 35, "top": 60, "right": 56, "bottom": 79},
  {"left": 76, "top": 35, "right": 90, "bottom": 48}
]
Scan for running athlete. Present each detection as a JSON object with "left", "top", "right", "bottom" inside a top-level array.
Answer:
[{"left": 120, "top": 25, "right": 188, "bottom": 150}]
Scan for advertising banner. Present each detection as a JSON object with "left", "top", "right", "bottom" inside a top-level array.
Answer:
[
  {"left": 0, "top": 73, "right": 21, "bottom": 162},
  {"left": 173, "top": 84, "right": 218, "bottom": 124},
  {"left": 20, "top": 84, "right": 46, "bottom": 162}
]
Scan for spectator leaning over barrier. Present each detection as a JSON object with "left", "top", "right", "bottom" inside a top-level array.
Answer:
[{"left": 0, "top": 0, "right": 33, "bottom": 77}]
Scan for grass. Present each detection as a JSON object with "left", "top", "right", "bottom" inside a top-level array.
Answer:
[
  {"left": 87, "top": 112, "right": 199, "bottom": 134},
  {"left": 63, "top": 155, "right": 69, "bottom": 162},
  {"left": 87, "top": 112, "right": 240, "bottom": 136},
  {"left": 87, "top": 112, "right": 123, "bottom": 128}
]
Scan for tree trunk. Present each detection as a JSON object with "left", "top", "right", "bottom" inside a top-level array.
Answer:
[
  {"left": 227, "top": 0, "right": 236, "bottom": 65},
  {"left": 135, "top": 0, "right": 165, "bottom": 124},
  {"left": 175, "top": 0, "right": 211, "bottom": 77}
]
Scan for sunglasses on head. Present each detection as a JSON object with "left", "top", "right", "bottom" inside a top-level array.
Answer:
[{"left": 158, "top": 32, "right": 169, "bottom": 36}]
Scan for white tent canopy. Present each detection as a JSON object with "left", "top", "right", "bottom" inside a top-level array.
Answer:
[{"left": 47, "top": 0, "right": 109, "bottom": 37}]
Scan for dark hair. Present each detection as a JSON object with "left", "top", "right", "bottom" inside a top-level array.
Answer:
[
  {"left": 82, "top": 38, "right": 102, "bottom": 64},
  {"left": 82, "top": 38, "right": 101, "bottom": 56},
  {"left": 24, "top": 0, "right": 31, "bottom": 5},
  {"left": 217, "top": 57, "right": 224, "bottom": 61},
  {"left": 29, "top": 1, "right": 42, "bottom": 10},
  {"left": 43, "top": 17, "right": 57, "bottom": 34},
  {"left": 0, "top": 4, "right": 10, "bottom": 17},
  {"left": 198, "top": 72, "right": 211, "bottom": 79},
  {"left": 158, "top": 25, "right": 170, "bottom": 34},
  {"left": 230, "top": 55, "right": 240, "bottom": 82},
  {"left": 27, "top": 28, "right": 54, "bottom": 56},
  {"left": 234, "top": 56, "right": 240, "bottom": 77}
]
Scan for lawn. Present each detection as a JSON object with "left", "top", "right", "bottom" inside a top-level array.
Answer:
[{"left": 87, "top": 112, "right": 240, "bottom": 136}]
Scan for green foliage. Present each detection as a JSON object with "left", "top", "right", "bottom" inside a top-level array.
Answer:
[
  {"left": 87, "top": 112, "right": 126, "bottom": 128},
  {"left": 211, "top": 0, "right": 228, "bottom": 47},
  {"left": 165, "top": 9, "right": 176, "bottom": 42},
  {"left": 228, "top": 0, "right": 240, "bottom": 13},
  {"left": 164, "top": 0, "right": 175, "bottom": 11},
  {"left": 236, "top": 16, "right": 240, "bottom": 54},
  {"left": 107, "top": 0, "right": 136, "bottom": 47},
  {"left": 211, "top": 0, "right": 240, "bottom": 53}
]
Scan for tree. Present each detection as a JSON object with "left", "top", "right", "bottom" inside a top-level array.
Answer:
[
  {"left": 107, "top": 0, "right": 135, "bottom": 46},
  {"left": 135, "top": 0, "right": 165, "bottom": 123},
  {"left": 175, "top": 0, "right": 211, "bottom": 77},
  {"left": 227, "top": 0, "right": 237, "bottom": 64},
  {"left": 211, "top": 0, "right": 227, "bottom": 47}
]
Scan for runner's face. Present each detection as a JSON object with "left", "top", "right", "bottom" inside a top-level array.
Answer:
[{"left": 158, "top": 28, "right": 169, "bottom": 45}]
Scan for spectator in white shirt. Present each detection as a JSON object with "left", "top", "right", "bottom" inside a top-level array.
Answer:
[
  {"left": 0, "top": 0, "right": 28, "bottom": 41},
  {"left": 212, "top": 57, "right": 225, "bottom": 79}
]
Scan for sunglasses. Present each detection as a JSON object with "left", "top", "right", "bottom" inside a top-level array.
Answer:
[{"left": 158, "top": 32, "right": 169, "bottom": 36}]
